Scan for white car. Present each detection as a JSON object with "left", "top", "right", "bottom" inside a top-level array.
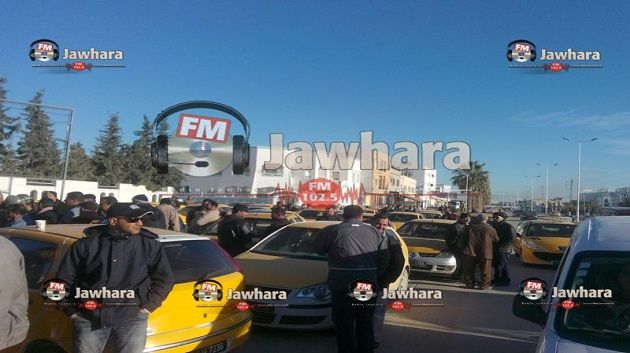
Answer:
[{"left": 513, "top": 216, "right": 630, "bottom": 352}]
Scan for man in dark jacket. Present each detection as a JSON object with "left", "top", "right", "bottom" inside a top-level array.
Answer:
[
  {"left": 132, "top": 194, "right": 167, "bottom": 229},
  {"left": 34, "top": 197, "right": 58, "bottom": 224},
  {"left": 60, "top": 191, "right": 84, "bottom": 223},
  {"left": 44, "top": 191, "right": 68, "bottom": 223},
  {"left": 261, "top": 207, "right": 292, "bottom": 238},
  {"left": 217, "top": 203, "right": 254, "bottom": 256},
  {"left": 461, "top": 213, "right": 499, "bottom": 290},
  {"left": 72, "top": 201, "right": 106, "bottom": 224},
  {"left": 445, "top": 213, "right": 470, "bottom": 253},
  {"left": 371, "top": 214, "right": 405, "bottom": 349},
  {"left": 57, "top": 203, "right": 174, "bottom": 353},
  {"left": 312, "top": 205, "right": 389, "bottom": 353},
  {"left": 492, "top": 212, "right": 516, "bottom": 286}
]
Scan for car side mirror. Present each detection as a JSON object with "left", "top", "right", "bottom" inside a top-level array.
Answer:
[{"left": 512, "top": 294, "right": 546, "bottom": 326}]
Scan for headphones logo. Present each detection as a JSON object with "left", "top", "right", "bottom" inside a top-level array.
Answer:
[
  {"left": 30, "top": 39, "right": 60, "bottom": 62},
  {"left": 350, "top": 280, "right": 377, "bottom": 302},
  {"left": 41, "top": 279, "right": 69, "bottom": 301},
  {"left": 507, "top": 40, "right": 536, "bottom": 63},
  {"left": 151, "top": 101, "right": 251, "bottom": 177},
  {"left": 193, "top": 279, "right": 223, "bottom": 302},
  {"left": 519, "top": 278, "right": 548, "bottom": 301}
]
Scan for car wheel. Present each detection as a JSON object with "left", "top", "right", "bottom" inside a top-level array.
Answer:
[{"left": 29, "top": 342, "right": 66, "bottom": 353}]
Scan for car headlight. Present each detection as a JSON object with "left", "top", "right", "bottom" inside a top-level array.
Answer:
[
  {"left": 408, "top": 252, "right": 417, "bottom": 258},
  {"left": 296, "top": 283, "right": 331, "bottom": 301},
  {"left": 435, "top": 251, "right": 453, "bottom": 258},
  {"left": 524, "top": 239, "right": 543, "bottom": 250}
]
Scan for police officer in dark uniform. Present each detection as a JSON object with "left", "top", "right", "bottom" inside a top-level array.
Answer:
[{"left": 312, "top": 205, "right": 389, "bottom": 353}]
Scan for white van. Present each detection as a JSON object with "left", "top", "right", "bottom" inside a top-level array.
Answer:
[{"left": 513, "top": 216, "right": 630, "bottom": 353}]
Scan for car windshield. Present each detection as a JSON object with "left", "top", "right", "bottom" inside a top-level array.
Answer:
[
  {"left": 387, "top": 213, "right": 418, "bottom": 222},
  {"left": 527, "top": 224, "right": 576, "bottom": 237},
  {"left": 299, "top": 210, "right": 323, "bottom": 218},
  {"left": 398, "top": 222, "right": 450, "bottom": 239},
  {"left": 251, "top": 227, "right": 327, "bottom": 260},
  {"left": 556, "top": 253, "right": 630, "bottom": 350},
  {"left": 162, "top": 239, "right": 235, "bottom": 283}
]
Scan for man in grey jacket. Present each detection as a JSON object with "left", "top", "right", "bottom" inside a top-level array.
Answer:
[
  {"left": 312, "top": 205, "right": 389, "bottom": 353},
  {"left": 0, "top": 236, "right": 30, "bottom": 350}
]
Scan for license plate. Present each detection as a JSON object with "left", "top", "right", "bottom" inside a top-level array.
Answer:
[
  {"left": 191, "top": 340, "right": 227, "bottom": 353},
  {"left": 413, "top": 260, "right": 427, "bottom": 267}
]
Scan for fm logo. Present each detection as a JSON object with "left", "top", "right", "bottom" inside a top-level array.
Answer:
[
  {"left": 507, "top": 40, "right": 536, "bottom": 63},
  {"left": 30, "top": 39, "right": 60, "bottom": 62}
]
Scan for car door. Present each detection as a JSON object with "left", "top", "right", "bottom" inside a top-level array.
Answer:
[{"left": 514, "top": 221, "right": 529, "bottom": 254}]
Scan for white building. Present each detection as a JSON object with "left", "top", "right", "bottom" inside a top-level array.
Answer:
[
  {"left": 415, "top": 169, "right": 437, "bottom": 195},
  {"left": 0, "top": 176, "right": 174, "bottom": 202}
]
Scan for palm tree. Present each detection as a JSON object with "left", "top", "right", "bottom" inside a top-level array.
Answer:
[{"left": 451, "top": 161, "right": 491, "bottom": 212}]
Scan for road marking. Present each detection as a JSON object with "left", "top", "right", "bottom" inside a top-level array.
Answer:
[
  {"left": 385, "top": 315, "right": 539, "bottom": 343},
  {"left": 409, "top": 281, "right": 516, "bottom": 296}
]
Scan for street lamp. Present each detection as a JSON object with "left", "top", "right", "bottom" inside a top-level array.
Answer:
[
  {"left": 536, "top": 162, "right": 558, "bottom": 215},
  {"left": 525, "top": 175, "right": 541, "bottom": 212},
  {"left": 563, "top": 137, "right": 597, "bottom": 221}
]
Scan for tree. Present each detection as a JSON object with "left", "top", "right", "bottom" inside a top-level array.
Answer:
[
  {"left": 0, "top": 78, "right": 21, "bottom": 174},
  {"left": 91, "top": 113, "right": 125, "bottom": 185},
  {"left": 121, "top": 115, "right": 154, "bottom": 187},
  {"left": 451, "top": 161, "right": 491, "bottom": 211},
  {"left": 16, "top": 91, "right": 62, "bottom": 177},
  {"left": 66, "top": 142, "right": 95, "bottom": 181},
  {"left": 1, "top": 143, "right": 20, "bottom": 175}
]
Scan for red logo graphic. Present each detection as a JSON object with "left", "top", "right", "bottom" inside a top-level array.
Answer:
[
  {"left": 560, "top": 299, "right": 575, "bottom": 310},
  {"left": 298, "top": 178, "right": 341, "bottom": 209},
  {"left": 544, "top": 62, "right": 569, "bottom": 73},
  {"left": 235, "top": 301, "right": 250, "bottom": 312},
  {"left": 176, "top": 113, "right": 231, "bottom": 143},
  {"left": 387, "top": 300, "right": 411, "bottom": 312},
  {"left": 83, "top": 300, "right": 99, "bottom": 311},
  {"left": 66, "top": 62, "right": 92, "bottom": 72}
]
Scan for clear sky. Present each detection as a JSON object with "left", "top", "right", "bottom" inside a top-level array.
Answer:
[{"left": 2, "top": 0, "right": 629, "bottom": 200}]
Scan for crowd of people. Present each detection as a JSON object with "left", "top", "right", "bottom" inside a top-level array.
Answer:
[{"left": 0, "top": 191, "right": 183, "bottom": 231}]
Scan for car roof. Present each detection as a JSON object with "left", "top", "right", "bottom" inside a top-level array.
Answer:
[
  {"left": 570, "top": 216, "right": 630, "bottom": 252},
  {"left": 0, "top": 224, "right": 206, "bottom": 242},
  {"left": 527, "top": 220, "right": 576, "bottom": 225},
  {"left": 285, "top": 221, "right": 340, "bottom": 229},
  {"left": 403, "top": 219, "right": 455, "bottom": 224},
  {"left": 386, "top": 211, "right": 421, "bottom": 215}
]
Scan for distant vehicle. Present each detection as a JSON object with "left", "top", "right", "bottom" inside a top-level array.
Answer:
[
  {"left": 520, "top": 211, "right": 538, "bottom": 221},
  {"left": 599, "top": 207, "right": 630, "bottom": 216}
]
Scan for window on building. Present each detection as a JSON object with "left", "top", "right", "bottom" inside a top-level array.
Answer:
[
  {"left": 100, "top": 192, "right": 106, "bottom": 200},
  {"left": 152, "top": 195, "right": 158, "bottom": 203},
  {"left": 30, "top": 190, "right": 38, "bottom": 200},
  {"left": 332, "top": 172, "right": 340, "bottom": 180}
]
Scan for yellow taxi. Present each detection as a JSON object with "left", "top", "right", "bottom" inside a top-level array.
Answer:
[
  {"left": 417, "top": 210, "right": 444, "bottom": 220},
  {"left": 385, "top": 211, "right": 425, "bottom": 230},
  {"left": 296, "top": 208, "right": 326, "bottom": 221},
  {"left": 1, "top": 225, "right": 251, "bottom": 353},
  {"left": 203, "top": 211, "right": 304, "bottom": 244},
  {"left": 514, "top": 220, "right": 577, "bottom": 266},
  {"left": 396, "top": 219, "right": 459, "bottom": 277},
  {"left": 234, "top": 221, "right": 409, "bottom": 329}
]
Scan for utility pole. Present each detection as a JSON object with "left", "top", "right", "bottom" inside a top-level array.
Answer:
[{"left": 569, "top": 178, "right": 574, "bottom": 202}]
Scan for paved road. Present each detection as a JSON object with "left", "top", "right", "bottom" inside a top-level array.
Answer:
[{"left": 237, "top": 254, "right": 557, "bottom": 353}]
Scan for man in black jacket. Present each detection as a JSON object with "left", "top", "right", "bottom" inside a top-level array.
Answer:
[
  {"left": 57, "top": 203, "right": 174, "bottom": 353},
  {"left": 217, "top": 204, "right": 254, "bottom": 256},
  {"left": 316, "top": 206, "right": 343, "bottom": 221},
  {"left": 492, "top": 212, "right": 516, "bottom": 286},
  {"left": 261, "top": 207, "right": 292, "bottom": 238},
  {"left": 132, "top": 194, "right": 167, "bottom": 229},
  {"left": 371, "top": 214, "right": 405, "bottom": 349},
  {"left": 312, "top": 205, "right": 389, "bottom": 353}
]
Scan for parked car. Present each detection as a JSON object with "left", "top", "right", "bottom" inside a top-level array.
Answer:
[
  {"left": 514, "top": 220, "right": 576, "bottom": 266},
  {"left": 513, "top": 216, "right": 630, "bottom": 353},
  {"left": 235, "top": 221, "right": 410, "bottom": 329},
  {"left": 396, "top": 219, "right": 459, "bottom": 277},
  {"left": 1, "top": 224, "right": 251, "bottom": 353},
  {"left": 203, "top": 211, "right": 304, "bottom": 245},
  {"left": 385, "top": 212, "right": 424, "bottom": 230}
]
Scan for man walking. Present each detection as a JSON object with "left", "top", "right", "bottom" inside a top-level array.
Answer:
[
  {"left": 217, "top": 204, "right": 254, "bottom": 256},
  {"left": 492, "top": 212, "right": 516, "bottom": 286},
  {"left": 157, "top": 198, "right": 181, "bottom": 231},
  {"left": 57, "top": 203, "right": 174, "bottom": 353},
  {"left": 371, "top": 214, "right": 405, "bottom": 349},
  {"left": 0, "top": 236, "right": 29, "bottom": 351},
  {"left": 312, "top": 205, "right": 390, "bottom": 353},
  {"left": 461, "top": 213, "right": 498, "bottom": 290}
]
